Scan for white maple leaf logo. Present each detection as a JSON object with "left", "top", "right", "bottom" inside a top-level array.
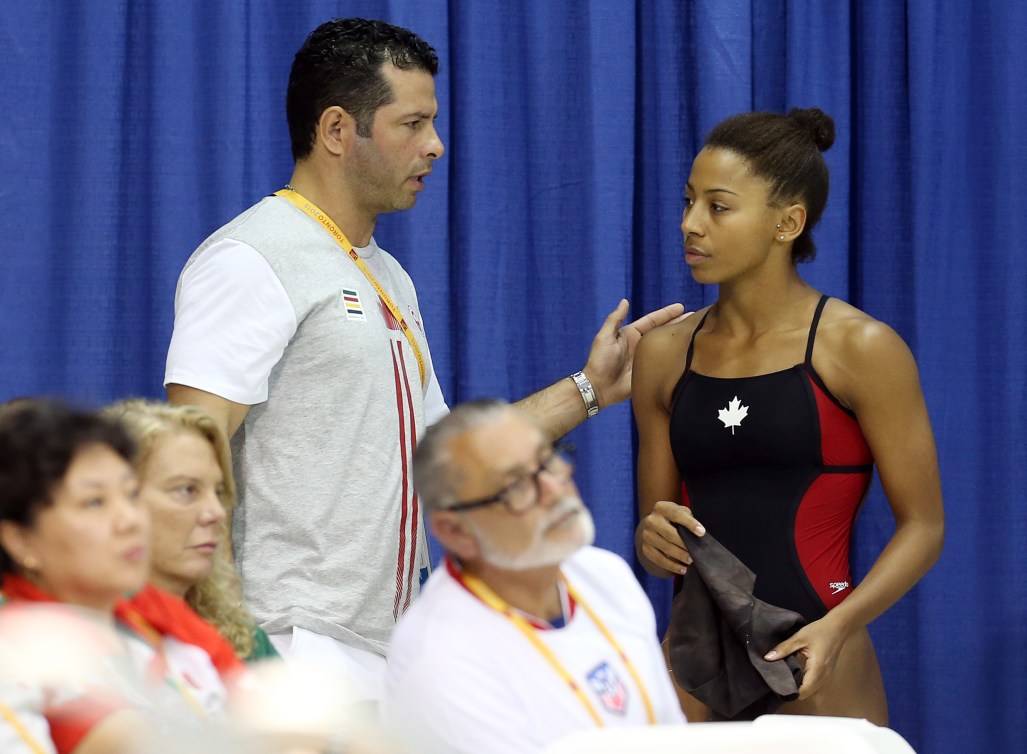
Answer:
[{"left": 718, "top": 395, "right": 748, "bottom": 435}]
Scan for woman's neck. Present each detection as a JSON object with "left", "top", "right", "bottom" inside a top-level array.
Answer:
[
  {"left": 715, "top": 274, "right": 815, "bottom": 335},
  {"left": 149, "top": 572, "right": 189, "bottom": 599},
  {"left": 16, "top": 571, "right": 120, "bottom": 623}
]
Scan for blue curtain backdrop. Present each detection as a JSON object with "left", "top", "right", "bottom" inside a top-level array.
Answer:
[{"left": 2, "top": 2, "right": 1025, "bottom": 751}]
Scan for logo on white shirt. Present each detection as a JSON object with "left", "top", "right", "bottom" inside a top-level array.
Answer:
[{"left": 586, "top": 661, "right": 627, "bottom": 715}]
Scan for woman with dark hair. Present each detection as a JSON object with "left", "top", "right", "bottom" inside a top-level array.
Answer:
[
  {"left": 0, "top": 400, "right": 239, "bottom": 752},
  {"left": 0, "top": 399, "right": 153, "bottom": 753},
  {"left": 632, "top": 109, "right": 944, "bottom": 723}
]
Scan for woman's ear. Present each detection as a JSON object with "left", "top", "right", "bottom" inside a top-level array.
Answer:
[
  {"left": 775, "top": 203, "right": 807, "bottom": 243},
  {"left": 0, "top": 520, "right": 37, "bottom": 571}
]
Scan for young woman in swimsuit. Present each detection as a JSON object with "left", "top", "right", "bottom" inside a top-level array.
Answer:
[{"left": 632, "top": 108, "right": 944, "bottom": 723}]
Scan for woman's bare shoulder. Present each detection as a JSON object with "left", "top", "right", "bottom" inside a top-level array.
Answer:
[
  {"left": 639, "top": 305, "right": 712, "bottom": 351},
  {"left": 816, "top": 299, "right": 919, "bottom": 408},
  {"left": 818, "top": 299, "right": 910, "bottom": 358},
  {"left": 635, "top": 306, "right": 713, "bottom": 406}
]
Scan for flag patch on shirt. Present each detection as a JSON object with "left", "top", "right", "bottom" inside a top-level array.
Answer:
[
  {"left": 586, "top": 661, "right": 627, "bottom": 715},
  {"left": 378, "top": 296, "right": 401, "bottom": 331},
  {"left": 342, "top": 289, "right": 366, "bottom": 321}
]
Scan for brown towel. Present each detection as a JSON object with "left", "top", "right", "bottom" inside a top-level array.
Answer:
[{"left": 668, "top": 525, "right": 806, "bottom": 720}]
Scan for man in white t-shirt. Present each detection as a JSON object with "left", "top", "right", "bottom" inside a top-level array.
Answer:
[
  {"left": 164, "top": 18, "right": 682, "bottom": 702},
  {"left": 384, "top": 400, "right": 685, "bottom": 753}
]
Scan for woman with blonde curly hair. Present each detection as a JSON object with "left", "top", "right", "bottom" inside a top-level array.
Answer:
[{"left": 105, "top": 400, "right": 277, "bottom": 662}]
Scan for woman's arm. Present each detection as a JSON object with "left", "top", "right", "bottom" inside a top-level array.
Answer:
[
  {"left": 632, "top": 324, "right": 706, "bottom": 578},
  {"left": 767, "top": 315, "right": 945, "bottom": 697}
]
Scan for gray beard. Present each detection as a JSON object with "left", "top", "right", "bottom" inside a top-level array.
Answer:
[{"left": 466, "top": 496, "right": 596, "bottom": 571}]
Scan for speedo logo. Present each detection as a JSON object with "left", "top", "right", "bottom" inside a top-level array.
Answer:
[{"left": 829, "top": 581, "right": 850, "bottom": 595}]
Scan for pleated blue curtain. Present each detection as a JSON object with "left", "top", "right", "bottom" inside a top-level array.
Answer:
[{"left": 1, "top": 2, "right": 1024, "bottom": 752}]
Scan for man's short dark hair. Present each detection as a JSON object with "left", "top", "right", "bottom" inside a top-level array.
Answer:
[
  {"left": 0, "top": 399, "right": 136, "bottom": 573},
  {"left": 286, "top": 18, "right": 440, "bottom": 161}
]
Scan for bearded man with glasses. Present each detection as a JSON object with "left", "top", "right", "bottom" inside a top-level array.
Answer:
[{"left": 383, "top": 399, "right": 685, "bottom": 754}]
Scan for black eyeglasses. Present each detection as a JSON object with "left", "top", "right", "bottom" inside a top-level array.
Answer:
[{"left": 444, "top": 442, "right": 576, "bottom": 515}]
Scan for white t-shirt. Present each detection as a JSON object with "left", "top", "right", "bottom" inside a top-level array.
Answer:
[
  {"left": 384, "top": 547, "right": 685, "bottom": 754},
  {"left": 165, "top": 238, "right": 448, "bottom": 418}
]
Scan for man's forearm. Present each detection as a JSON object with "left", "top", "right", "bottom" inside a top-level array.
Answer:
[{"left": 514, "top": 371, "right": 597, "bottom": 440}]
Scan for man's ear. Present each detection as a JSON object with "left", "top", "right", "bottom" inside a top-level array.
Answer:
[
  {"left": 315, "top": 106, "right": 357, "bottom": 157},
  {"left": 429, "top": 510, "right": 481, "bottom": 562}
]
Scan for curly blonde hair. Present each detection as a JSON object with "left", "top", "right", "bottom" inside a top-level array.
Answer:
[{"left": 104, "top": 399, "right": 255, "bottom": 658}]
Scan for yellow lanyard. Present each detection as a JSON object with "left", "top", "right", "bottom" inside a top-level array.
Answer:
[
  {"left": 0, "top": 700, "right": 50, "bottom": 754},
  {"left": 275, "top": 188, "right": 426, "bottom": 387},
  {"left": 460, "top": 571, "right": 657, "bottom": 726}
]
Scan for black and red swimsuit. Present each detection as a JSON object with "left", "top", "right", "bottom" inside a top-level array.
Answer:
[{"left": 668, "top": 295, "right": 872, "bottom": 621}]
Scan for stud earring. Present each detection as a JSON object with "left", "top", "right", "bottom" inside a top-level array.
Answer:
[{"left": 779, "top": 235, "right": 785, "bottom": 240}]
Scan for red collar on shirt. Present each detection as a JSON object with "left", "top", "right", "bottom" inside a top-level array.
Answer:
[
  {"left": 1, "top": 571, "right": 63, "bottom": 603},
  {"left": 0, "top": 575, "right": 243, "bottom": 679},
  {"left": 0, "top": 571, "right": 127, "bottom": 656},
  {"left": 119, "top": 584, "right": 244, "bottom": 679}
]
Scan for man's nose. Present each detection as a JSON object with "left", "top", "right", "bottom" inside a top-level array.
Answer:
[
  {"left": 425, "top": 124, "right": 444, "bottom": 159},
  {"left": 535, "top": 465, "right": 572, "bottom": 507}
]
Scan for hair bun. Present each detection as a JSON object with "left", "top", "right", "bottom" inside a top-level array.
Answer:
[{"left": 788, "top": 107, "right": 835, "bottom": 152}]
